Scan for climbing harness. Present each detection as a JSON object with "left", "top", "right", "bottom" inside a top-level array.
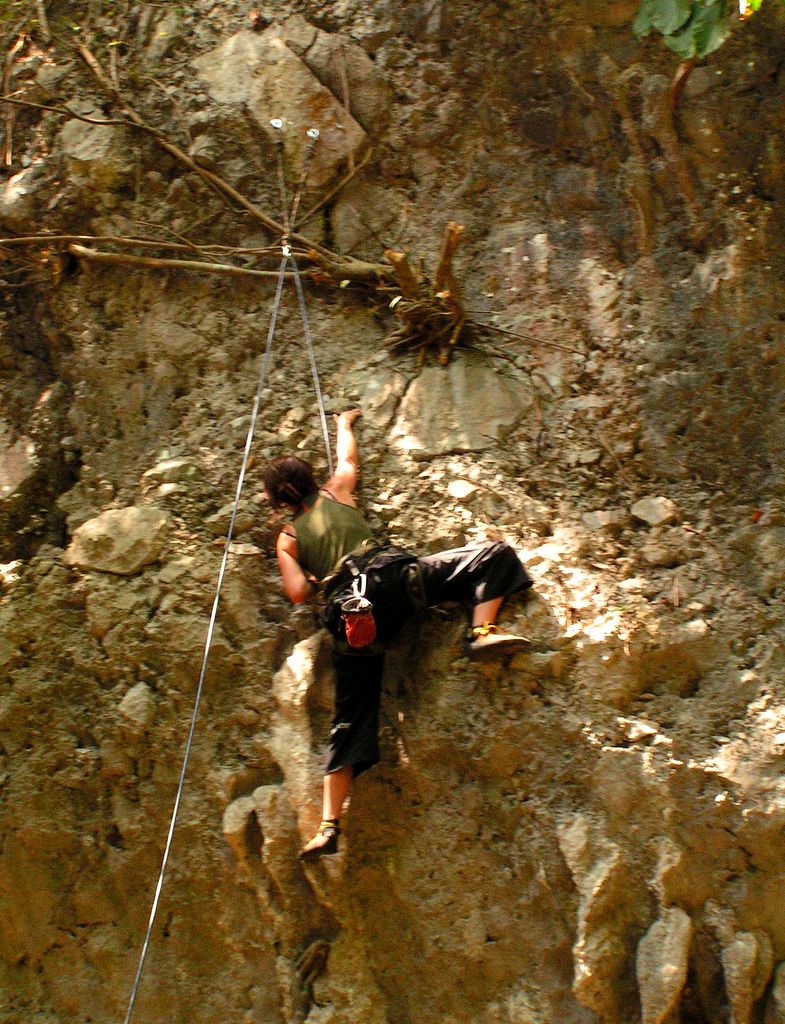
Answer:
[
  {"left": 122, "top": 121, "right": 331, "bottom": 1024},
  {"left": 321, "top": 547, "right": 426, "bottom": 648}
]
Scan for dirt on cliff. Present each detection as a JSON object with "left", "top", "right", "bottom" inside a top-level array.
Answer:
[{"left": 1, "top": 2, "right": 785, "bottom": 1024}]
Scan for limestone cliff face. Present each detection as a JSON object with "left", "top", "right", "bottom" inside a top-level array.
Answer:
[{"left": 2, "top": 2, "right": 785, "bottom": 1023}]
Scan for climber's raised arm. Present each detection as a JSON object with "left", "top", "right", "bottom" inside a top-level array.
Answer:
[{"left": 326, "top": 408, "right": 361, "bottom": 503}]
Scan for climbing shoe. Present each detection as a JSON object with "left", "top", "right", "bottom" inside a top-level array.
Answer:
[
  {"left": 466, "top": 623, "right": 531, "bottom": 658},
  {"left": 299, "top": 819, "right": 341, "bottom": 861}
]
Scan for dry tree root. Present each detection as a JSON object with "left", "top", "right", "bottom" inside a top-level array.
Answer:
[
  {"left": 2, "top": 32, "right": 27, "bottom": 167},
  {"left": 668, "top": 57, "right": 697, "bottom": 113},
  {"left": 383, "top": 221, "right": 467, "bottom": 364},
  {"left": 598, "top": 57, "right": 656, "bottom": 260},
  {"left": 34, "top": 0, "right": 51, "bottom": 44}
]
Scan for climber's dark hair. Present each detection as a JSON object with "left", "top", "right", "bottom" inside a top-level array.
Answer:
[{"left": 264, "top": 455, "right": 318, "bottom": 509}]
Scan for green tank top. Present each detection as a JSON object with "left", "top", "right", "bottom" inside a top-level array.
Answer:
[{"left": 293, "top": 492, "right": 375, "bottom": 582}]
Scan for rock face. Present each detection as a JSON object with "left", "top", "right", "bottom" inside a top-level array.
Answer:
[
  {"left": 722, "top": 930, "right": 774, "bottom": 1024},
  {"left": 193, "top": 24, "right": 370, "bottom": 187},
  {"left": 390, "top": 353, "right": 533, "bottom": 455},
  {"left": 117, "top": 681, "right": 155, "bottom": 734},
  {"left": 558, "top": 817, "right": 628, "bottom": 1020},
  {"left": 60, "top": 106, "right": 134, "bottom": 192},
  {"left": 2, "top": 3, "right": 785, "bottom": 1024},
  {"left": 0, "top": 423, "right": 36, "bottom": 499},
  {"left": 767, "top": 963, "right": 785, "bottom": 1024},
  {"left": 0, "top": 385, "right": 74, "bottom": 561},
  {"left": 0, "top": 166, "right": 44, "bottom": 231},
  {"left": 63, "top": 507, "right": 168, "bottom": 575}
]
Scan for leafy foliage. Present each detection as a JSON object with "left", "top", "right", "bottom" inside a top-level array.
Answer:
[
  {"left": 634, "top": 0, "right": 731, "bottom": 58},
  {"left": 634, "top": 0, "right": 785, "bottom": 59},
  {"left": 633, "top": 0, "right": 693, "bottom": 37}
]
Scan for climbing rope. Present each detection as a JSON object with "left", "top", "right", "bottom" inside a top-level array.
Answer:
[
  {"left": 290, "top": 250, "right": 334, "bottom": 478},
  {"left": 271, "top": 119, "right": 333, "bottom": 477},
  {"left": 122, "top": 123, "right": 331, "bottom": 1024}
]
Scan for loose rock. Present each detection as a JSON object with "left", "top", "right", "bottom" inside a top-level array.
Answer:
[
  {"left": 631, "top": 497, "right": 679, "bottom": 527},
  {"left": 581, "top": 509, "right": 627, "bottom": 534},
  {"left": 0, "top": 423, "right": 36, "bottom": 499},
  {"left": 64, "top": 507, "right": 169, "bottom": 575},
  {"left": 636, "top": 907, "right": 693, "bottom": 1024},
  {"left": 193, "top": 27, "right": 367, "bottom": 188},
  {"left": 141, "top": 458, "right": 199, "bottom": 487},
  {"left": 60, "top": 104, "right": 134, "bottom": 193},
  {"left": 118, "top": 682, "right": 155, "bottom": 733},
  {"left": 765, "top": 962, "right": 785, "bottom": 1024},
  {"left": 722, "top": 930, "right": 774, "bottom": 1024}
]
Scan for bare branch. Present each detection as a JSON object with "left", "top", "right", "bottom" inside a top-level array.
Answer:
[
  {"left": 333, "top": 38, "right": 354, "bottom": 174},
  {"left": 0, "top": 233, "right": 347, "bottom": 274},
  {"left": 148, "top": 75, "right": 193, "bottom": 146},
  {"left": 294, "top": 146, "right": 372, "bottom": 229},
  {"left": 308, "top": 250, "right": 393, "bottom": 283},
  {"left": 3, "top": 34, "right": 26, "bottom": 167},
  {"left": 68, "top": 243, "right": 302, "bottom": 280},
  {"left": 0, "top": 91, "right": 168, "bottom": 135},
  {"left": 0, "top": 233, "right": 249, "bottom": 255},
  {"left": 34, "top": 1, "right": 51, "bottom": 44},
  {"left": 131, "top": 219, "right": 222, "bottom": 264},
  {"left": 470, "top": 320, "right": 585, "bottom": 355},
  {"left": 669, "top": 57, "right": 698, "bottom": 113}
]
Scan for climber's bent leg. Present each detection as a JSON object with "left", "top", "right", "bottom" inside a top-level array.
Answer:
[
  {"left": 326, "top": 649, "right": 385, "bottom": 777},
  {"left": 299, "top": 767, "right": 353, "bottom": 859},
  {"left": 419, "top": 542, "right": 533, "bottom": 656}
]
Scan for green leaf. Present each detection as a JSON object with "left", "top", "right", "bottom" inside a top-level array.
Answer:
[
  {"left": 692, "top": 2, "right": 731, "bottom": 54},
  {"left": 633, "top": 0, "right": 693, "bottom": 36},
  {"left": 650, "top": 0, "right": 693, "bottom": 34},
  {"left": 664, "top": 0, "right": 732, "bottom": 58}
]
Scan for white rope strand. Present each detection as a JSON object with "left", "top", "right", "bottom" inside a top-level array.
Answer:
[{"left": 289, "top": 252, "right": 334, "bottom": 477}]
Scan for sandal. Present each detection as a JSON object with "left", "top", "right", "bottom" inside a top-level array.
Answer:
[
  {"left": 299, "top": 819, "right": 341, "bottom": 861},
  {"left": 466, "top": 622, "right": 531, "bottom": 658}
]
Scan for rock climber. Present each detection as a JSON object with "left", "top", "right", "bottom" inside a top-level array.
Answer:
[{"left": 264, "top": 408, "right": 533, "bottom": 859}]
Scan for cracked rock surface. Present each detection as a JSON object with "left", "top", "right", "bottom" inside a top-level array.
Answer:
[{"left": 2, "top": 2, "right": 785, "bottom": 1023}]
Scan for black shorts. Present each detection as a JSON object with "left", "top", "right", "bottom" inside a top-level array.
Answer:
[
  {"left": 418, "top": 540, "right": 533, "bottom": 608},
  {"left": 325, "top": 650, "right": 385, "bottom": 778}
]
